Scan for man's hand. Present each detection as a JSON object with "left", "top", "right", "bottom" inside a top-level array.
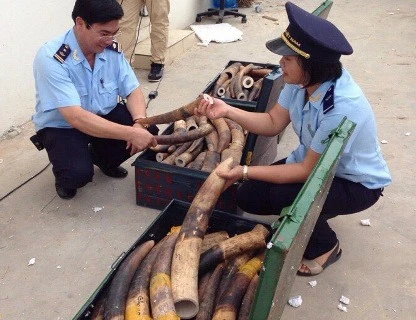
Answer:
[{"left": 126, "top": 124, "right": 157, "bottom": 155}]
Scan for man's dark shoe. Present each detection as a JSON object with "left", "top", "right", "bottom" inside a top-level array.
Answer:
[
  {"left": 89, "top": 145, "right": 128, "bottom": 179},
  {"left": 98, "top": 165, "right": 128, "bottom": 178},
  {"left": 148, "top": 62, "right": 164, "bottom": 82},
  {"left": 55, "top": 184, "right": 77, "bottom": 200}
]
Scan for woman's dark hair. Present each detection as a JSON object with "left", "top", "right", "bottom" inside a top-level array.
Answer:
[
  {"left": 72, "top": 0, "right": 124, "bottom": 24},
  {"left": 298, "top": 57, "right": 343, "bottom": 87}
]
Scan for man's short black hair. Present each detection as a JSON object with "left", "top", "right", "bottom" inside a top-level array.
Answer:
[
  {"left": 299, "top": 57, "right": 343, "bottom": 88},
  {"left": 72, "top": 0, "right": 124, "bottom": 25}
]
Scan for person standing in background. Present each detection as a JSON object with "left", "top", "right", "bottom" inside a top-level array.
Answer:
[{"left": 117, "top": 0, "right": 170, "bottom": 82}]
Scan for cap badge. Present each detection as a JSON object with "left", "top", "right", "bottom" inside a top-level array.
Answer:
[{"left": 282, "top": 30, "right": 310, "bottom": 59}]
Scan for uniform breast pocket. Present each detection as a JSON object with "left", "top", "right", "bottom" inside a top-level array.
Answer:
[
  {"left": 75, "top": 86, "right": 89, "bottom": 108},
  {"left": 98, "top": 80, "right": 118, "bottom": 109}
]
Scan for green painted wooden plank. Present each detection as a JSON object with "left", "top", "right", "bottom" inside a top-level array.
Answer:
[
  {"left": 312, "top": 0, "right": 334, "bottom": 19},
  {"left": 250, "top": 117, "right": 356, "bottom": 320}
]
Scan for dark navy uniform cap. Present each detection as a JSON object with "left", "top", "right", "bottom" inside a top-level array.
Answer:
[{"left": 266, "top": 2, "right": 353, "bottom": 62}]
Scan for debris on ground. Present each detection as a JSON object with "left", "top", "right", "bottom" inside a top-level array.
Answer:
[
  {"left": 262, "top": 15, "right": 279, "bottom": 22},
  {"left": 28, "top": 258, "right": 36, "bottom": 266},
  {"left": 337, "top": 303, "right": 348, "bottom": 312},
  {"left": 360, "top": 219, "right": 372, "bottom": 226},
  {"left": 288, "top": 295, "right": 302, "bottom": 308},
  {"left": 308, "top": 280, "right": 317, "bottom": 287},
  {"left": 4, "top": 126, "right": 22, "bottom": 139},
  {"left": 340, "top": 295, "right": 350, "bottom": 305}
]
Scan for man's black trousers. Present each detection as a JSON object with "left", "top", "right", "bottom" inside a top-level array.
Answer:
[{"left": 37, "top": 103, "right": 142, "bottom": 189}]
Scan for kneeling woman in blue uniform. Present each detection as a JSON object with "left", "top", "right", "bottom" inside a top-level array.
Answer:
[{"left": 196, "top": 2, "right": 392, "bottom": 276}]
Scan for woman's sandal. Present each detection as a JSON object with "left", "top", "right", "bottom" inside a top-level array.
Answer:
[{"left": 297, "top": 242, "right": 342, "bottom": 277}]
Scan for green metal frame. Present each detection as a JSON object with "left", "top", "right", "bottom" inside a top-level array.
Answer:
[
  {"left": 312, "top": 0, "right": 334, "bottom": 19},
  {"left": 249, "top": 117, "right": 356, "bottom": 320}
]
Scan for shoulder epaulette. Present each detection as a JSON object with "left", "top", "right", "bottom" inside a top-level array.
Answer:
[
  {"left": 322, "top": 84, "right": 335, "bottom": 114},
  {"left": 107, "top": 41, "right": 122, "bottom": 53},
  {"left": 53, "top": 44, "right": 71, "bottom": 64}
]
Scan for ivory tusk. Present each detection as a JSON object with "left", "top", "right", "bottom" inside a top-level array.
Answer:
[
  {"left": 156, "top": 123, "right": 214, "bottom": 145},
  {"left": 171, "top": 158, "right": 237, "bottom": 319}
]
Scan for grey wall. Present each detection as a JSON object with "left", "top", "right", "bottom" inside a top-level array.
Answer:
[{"left": 0, "top": 0, "right": 210, "bottom": 135}]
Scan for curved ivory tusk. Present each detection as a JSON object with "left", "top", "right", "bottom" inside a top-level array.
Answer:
[
  {"left": 135, "top": 97, "right": 203, "bottom": 126},
  {"left": 155, "top": 123, "right": 214, "bottom": 145},
  {"left": 171, "top": 158, "right": 237, "bottom": 319}
]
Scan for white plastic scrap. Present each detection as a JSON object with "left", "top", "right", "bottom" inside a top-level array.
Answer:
[
  {"left": 288, "top": 295, "right": 302, "bottom": 308},
  {"left": 380, "top": 140, "right": 388, "bottom": 144},
  {"left": 267, "top": 242, "right": 273, "bottom": 249},
  {"left": 28, "top": 258, "right": 36, "bottom": 266},
  {"left": 308, "top": 280, "right": 317, "bottom": 287},
  {"left": 340, "top": 295, "right": 350, "bottom": 305},
  {"left": 337, "top": 303, "right": 348, "bottom": 312},
  {"left": 93, "top": 206, "right": 104, "bottom": 213},
  {"left": 190, "top": 23, "right": 243, "bottom": 46},
  {"left": 405, "top": 132, "right": 411, "bottom": 136},
  {"left": 360, "top": 219, "right": 372, "bottom": 226}
]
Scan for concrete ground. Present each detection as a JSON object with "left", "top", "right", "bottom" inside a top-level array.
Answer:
[{"left": 1, "top": 0, "right": 415, "bottom": 319}]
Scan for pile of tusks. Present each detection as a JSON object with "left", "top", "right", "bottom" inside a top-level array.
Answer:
[
  {"left": 139, "top": 95, "right": 247, "bottom": 171},
  {"left": 209, "top": 62, "right": 273, "bottom": 102}
]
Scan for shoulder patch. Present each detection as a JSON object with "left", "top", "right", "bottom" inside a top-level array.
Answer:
[
  {"left": 53, "top": 44, "right": 71, "bottom": 64},
  {"left": 322, "top": 85, "right": 335, "bottom": 114},
  {"left": 106, "top": 41, "right": 122, "bottom": 53}
]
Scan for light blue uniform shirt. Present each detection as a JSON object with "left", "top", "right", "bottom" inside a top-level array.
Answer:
[
  {"left": 278, "top": 68, "right": 392, "bottom": 189},
  {"left": 32, "top": 28, "right": 139, "bottom": 131}
]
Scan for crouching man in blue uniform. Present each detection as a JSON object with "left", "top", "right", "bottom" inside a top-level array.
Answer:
[{"left": 32, "top": 0, "right": 158, "bottom": 199}]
